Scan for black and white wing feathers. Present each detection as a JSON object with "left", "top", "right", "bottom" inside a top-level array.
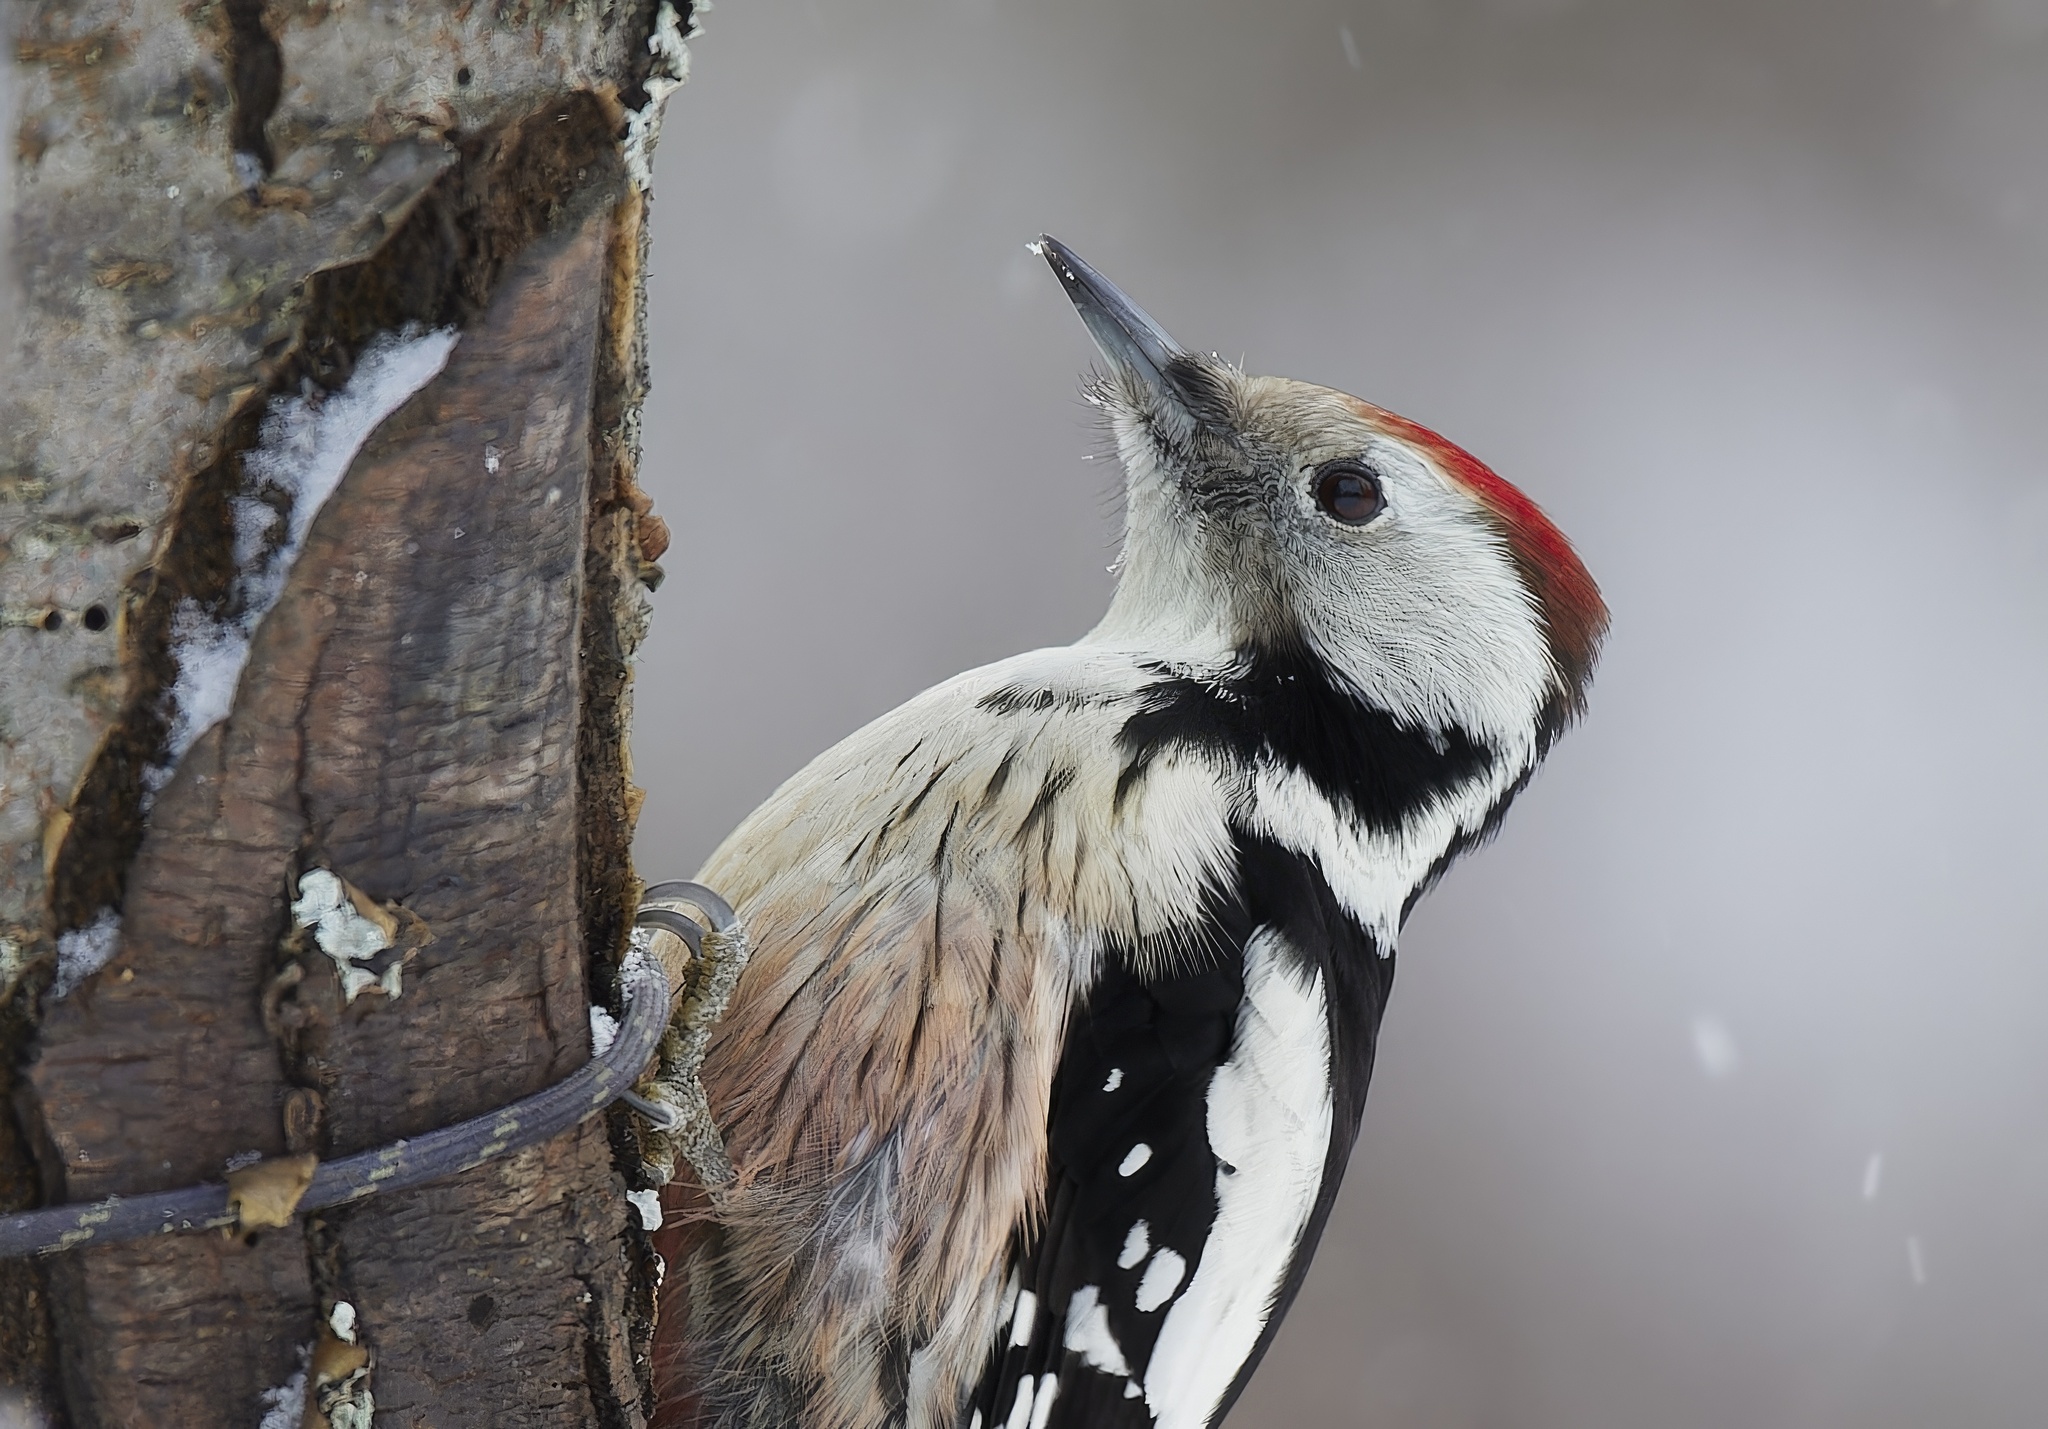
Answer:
[{"left": 963, "top": 838, "right": 1394, "bottom": 1429}]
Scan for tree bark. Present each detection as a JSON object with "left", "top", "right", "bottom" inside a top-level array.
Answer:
[{"left": 1, "top": 1, "right": 683, "bottom": 1422}]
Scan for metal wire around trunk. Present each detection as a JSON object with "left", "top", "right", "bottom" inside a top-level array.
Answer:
[{"left": 0, "top": 955, "right": 672, "bottom": 1260}]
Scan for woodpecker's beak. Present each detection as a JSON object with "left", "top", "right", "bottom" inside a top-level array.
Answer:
[{"left": 1036, "top": 235, "right": 1208, "bottom": 429}]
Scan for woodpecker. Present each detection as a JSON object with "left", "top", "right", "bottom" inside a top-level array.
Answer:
[{"left": 651, "top": 237, "right": 1606, "bottom": 1429}]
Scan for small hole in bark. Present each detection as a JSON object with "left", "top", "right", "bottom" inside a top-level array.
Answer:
[
  {"left": 41, "top": 610, "right": 62, "bottom": 632},
  {"left": 467, "top": 1293, "right": 496, "bottom": 1328},
  {"left": 83, "top": 605, "right": 110, "bottom": 631},
  {"left": 456, "top": 66, "right": 473, "bottom": 86}
]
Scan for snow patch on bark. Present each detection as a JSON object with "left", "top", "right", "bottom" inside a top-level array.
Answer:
[
  {"left": 628, "top": 1187, "right": 663, "bottom": 1230},
  {"left": 624, "top": 0, "right": 696, "bottom": 190},
  {"left": 328, "top": 1300, "right": 359, "bottom": 1343},
  {"left": 590, "top": 1003, "right": 620, "bottom": 1055},
  {"left": 52, "top": 908, "right": 121, "bottom": 999},
  {"left": 151, "top": 328, "right": 458, "bottom": 794},
  {"left": 256, "top": 1348, "right": 310, "bottom": 1429},
  {"left": 158, "top": 600, "right": 251, "bottom": 779}
]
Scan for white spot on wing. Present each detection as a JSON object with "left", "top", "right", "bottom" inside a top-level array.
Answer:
[
  {"left": 1103, "top": 1067, "right": 1124, "bottom": 1092},
  {"left": 1118, "top": 1220, "right": 1150, "bottom": 1269},
  {"left": 1145, "top": 929, "right": 1333, "bottom": 1428},
  {"left": 1029, "top": 1373, "right": 1060, "bottom": 1429},
  {"left": 1134, "top": 1248, "right": 1186, "bottom": 1312},
  {"left": 1010, "top": 1289, "right": 1037, "bottom": 1347},
  {"left": 1064, "top": 1286, "right": 1133, "bottom": 1377},
  {"left": 1004, "top": 1376, "right": 1035, "bottom": 1429},
  {"left": 1862, "top": 1153, "right": 1883, "bottom": 1202},
  {"left": 1118, "top": 1143, "right": 1152, "bottom": 1177}
]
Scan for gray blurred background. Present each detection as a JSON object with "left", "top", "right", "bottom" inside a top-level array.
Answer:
[{"left": 631, "top": 2, "right": 2048, "bottom": 1425}]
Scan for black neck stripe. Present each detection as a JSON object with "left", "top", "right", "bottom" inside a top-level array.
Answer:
[{"left": 1116, "top": 645, "right": 1495, "bottom": 837}]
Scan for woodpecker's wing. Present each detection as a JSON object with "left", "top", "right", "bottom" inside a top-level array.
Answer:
[
  {"left": 677, "top": 642, "right": 1410, "bottom": 1429},
  {"left": 961, "top": 836, "right": 1393, "bottom": 1429},
  {"left": 678, "top": 646, "right": 1256, "bottom": 1428}
]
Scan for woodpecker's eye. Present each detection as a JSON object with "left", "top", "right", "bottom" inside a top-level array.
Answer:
[{"left": 1314, "top": 462, "right": 1384, "bottom": 526}]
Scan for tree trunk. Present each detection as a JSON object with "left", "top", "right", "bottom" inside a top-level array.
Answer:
[{"left": 1, "top": 1, "right": 685, "bottom": 1422}]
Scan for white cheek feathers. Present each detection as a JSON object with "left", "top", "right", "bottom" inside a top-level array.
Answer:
[{"left": 1297, "top": 443, "right": 1560, "bottom": 759}]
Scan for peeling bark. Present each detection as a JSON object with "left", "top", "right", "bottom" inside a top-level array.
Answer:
[{"left": 2, "top": 0, "right": 684, "bottom": 1421}]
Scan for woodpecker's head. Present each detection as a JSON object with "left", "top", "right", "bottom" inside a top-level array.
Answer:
[{"left": 1038, "top": 236, "right": 1606, "bottom": 761}]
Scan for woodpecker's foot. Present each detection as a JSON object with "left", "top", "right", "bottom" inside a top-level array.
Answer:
[{"left": 628, "top": 884, "right": 750, "bottom": 1199}]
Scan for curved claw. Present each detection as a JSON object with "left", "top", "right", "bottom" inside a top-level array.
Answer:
[
  {"left": 619, "top": 1087, "right": 685, "bottom": 1133},
  {"left": 634, "top": 904, "right": 704, "bottom": 958},
  {"left": 640, "top": 880, "right": 739, "bottom": 934},
  {"left": 626, "top": 878, "right": 750, "bottom": 1199}
]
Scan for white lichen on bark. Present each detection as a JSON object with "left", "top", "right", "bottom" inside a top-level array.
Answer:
[{"left": 290, "top": 868, "right": 401, "bottom": 1003}]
